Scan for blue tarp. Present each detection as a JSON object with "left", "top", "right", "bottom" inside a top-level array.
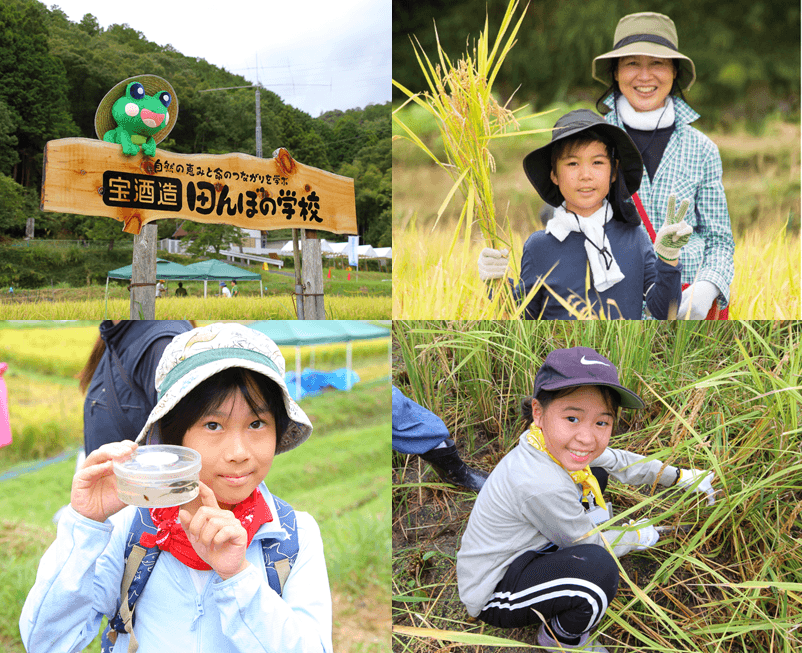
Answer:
[{"left": 285, "top": 368, "right": 361, "bottom": 401}]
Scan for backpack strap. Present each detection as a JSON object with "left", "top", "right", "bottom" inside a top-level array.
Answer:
[
  {"left": 101, "top": 508, "right": 160, "bottom": 653},
  {"left": 260, "top": 495, "right": 299, "bottom": 595},
  {"left": 101, "top": 497, "right": 299, "bottom": 652},
  {"left": 632, "top": 191, "right": 726, "bottom": 319}
]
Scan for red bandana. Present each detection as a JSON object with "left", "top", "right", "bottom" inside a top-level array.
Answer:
[{"left": 139, "top": 488, "right": 273, "bottom": 571}]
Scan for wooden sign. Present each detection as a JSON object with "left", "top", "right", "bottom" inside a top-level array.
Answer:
[{"left": 41, "top": 138, "right": 357, "bottom": 235}]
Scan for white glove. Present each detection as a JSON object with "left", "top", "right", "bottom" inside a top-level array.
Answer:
[
  {"left": 477, "top": 247, "right": 509, "bottom": 281},
  {"left": 627, "top": 518, "right": 660, "bottom": 551},
  {"left": 677, "top": 469, "right": 717, "bottom": 506},
  {"left": 654, "top": 195, "right": 693, "bottom": 261},
  {"left": 678, "top": 281, "right": 720, "bottom": 320}
]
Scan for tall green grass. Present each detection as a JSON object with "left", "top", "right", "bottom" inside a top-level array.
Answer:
[{"left": 392, "top": 320, "right": 802, "bottom": 652}]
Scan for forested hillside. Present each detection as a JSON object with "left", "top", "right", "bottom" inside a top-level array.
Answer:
[{"left": 0, "top": 0, "right": 390, "bottom": 247}]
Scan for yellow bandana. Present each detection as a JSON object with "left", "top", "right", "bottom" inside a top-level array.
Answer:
[{"left": 526, "top": 423, "right": 606, "bottom": 510}]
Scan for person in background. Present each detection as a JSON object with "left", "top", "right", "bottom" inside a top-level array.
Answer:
[
  {"left": 175, "top": 282, "right": 188, "bottom": 297},
  {"left": 78, "top": 320, "right": 195, "bottom": 456},
  {"left": 220, "top": 281, "right": 232, "bottom": 298},
  {"left": 392, "top": 385, "right": 488, "bottom": 491},
  {"left": 231, "top": 280, "right": 239, "bottom": 297},
  {"left": 593, "top": 12, "right": 734, "bottom": 318}
]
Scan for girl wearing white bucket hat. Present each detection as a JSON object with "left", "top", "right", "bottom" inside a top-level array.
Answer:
[
  {"left": 593, "top": 12, "right": 735, "bottom": 319},
  {"left": 21, "top": 323, "right": 332, "bottom": 653}
]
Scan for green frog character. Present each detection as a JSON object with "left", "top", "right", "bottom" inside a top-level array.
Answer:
[{"left": 101, "top": 81, "right": 172, "bottom": 157}]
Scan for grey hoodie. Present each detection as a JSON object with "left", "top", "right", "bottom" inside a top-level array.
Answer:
[{"left": 456, "top": 432, "right": 679, "bottom": 617}]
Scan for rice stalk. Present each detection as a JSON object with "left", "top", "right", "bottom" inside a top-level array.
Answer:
[{"left": 392, "top": 321, "right": 802, "bottom": 652}]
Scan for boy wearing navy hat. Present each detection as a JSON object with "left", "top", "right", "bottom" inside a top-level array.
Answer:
[
  {"left": 456, "top": 346, "right": 716, "bottom": 652},
  {"left": 477, "top": 110, "right": 692, "bottom": 319}
]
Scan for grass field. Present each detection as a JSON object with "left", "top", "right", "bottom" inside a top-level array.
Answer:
[
  {"left": 392, "top": 101, "right": 801, "bottom": 319},
  {"left": 392, "top": 320, "right": 802, "bottom": 652},
  {"left": 0, "top": 322, "right": 390, "bottom": 653}
]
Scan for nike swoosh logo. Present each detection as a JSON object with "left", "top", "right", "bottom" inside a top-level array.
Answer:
[{"left": 580, "top": 356, "right": 610, "bottom": 367}]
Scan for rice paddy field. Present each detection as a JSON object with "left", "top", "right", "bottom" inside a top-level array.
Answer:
[
  {"left": 392, "top": 320, "right": 802, "bottom": 652},
  {"left": 0, "top": 294, "right": 391, "bottom": 320},
  {"left": 392, "top": 90, "right": 801, "bottom": 320}
]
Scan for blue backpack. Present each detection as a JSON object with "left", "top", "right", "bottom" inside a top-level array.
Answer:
[{"left": 101, "top": 495, "right": 298, "bottom": 653}]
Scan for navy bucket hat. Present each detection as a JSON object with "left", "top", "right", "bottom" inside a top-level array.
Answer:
[{"left": 522, "top": 110, "right": 644, "bottom": 224}]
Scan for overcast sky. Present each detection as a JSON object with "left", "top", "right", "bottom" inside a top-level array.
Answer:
[{"left": 49, "top": 0, "right": 390, "bottom": 117}]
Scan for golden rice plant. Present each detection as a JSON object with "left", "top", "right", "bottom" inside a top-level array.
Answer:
[
  {"left": 0, "top": 295, "right": 390, "bottom": 320},
  {"left": 393, "top": 218, "right": 800, "bottom": 319},
  {"left": 728, "top": 222, "right": 800, "bottom": 318},
  {"left": 392, "top": 0, "right": 552, "bottom": 252},
  {"left": 0, "top": 325, "right": 99, "bottom": 376}
]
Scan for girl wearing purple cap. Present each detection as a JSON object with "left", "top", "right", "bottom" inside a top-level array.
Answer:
[{"left": 456, "top": 346, "right": 715, "bottom": 652}]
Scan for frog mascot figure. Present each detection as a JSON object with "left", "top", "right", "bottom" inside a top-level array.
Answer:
[{"left": 94, "top": 75, "right": 178, "bottom": 157}]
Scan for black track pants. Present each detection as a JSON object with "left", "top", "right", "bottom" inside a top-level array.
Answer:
[{"left": 478, "top": 542, "right": 619, "bottom": 633}]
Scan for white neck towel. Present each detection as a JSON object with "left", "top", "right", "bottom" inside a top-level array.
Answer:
[
  {"left": 616, "top": 94, "right": 675, "bottom": 130},
  {"left": 545, "top": 200, "right": 625, "bottom": 292}
]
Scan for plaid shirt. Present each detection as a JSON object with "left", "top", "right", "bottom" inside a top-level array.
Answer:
[{"left": 604, "top": 96, "right": 735, "bottom": 306}]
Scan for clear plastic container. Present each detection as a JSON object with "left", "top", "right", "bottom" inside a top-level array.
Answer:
[{"left": 114, "top": 445, "right": 202, "bottom": 508}]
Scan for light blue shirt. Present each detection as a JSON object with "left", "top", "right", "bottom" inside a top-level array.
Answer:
[{"left": 20, "top": 483, "right": 332, "bottom": 653}]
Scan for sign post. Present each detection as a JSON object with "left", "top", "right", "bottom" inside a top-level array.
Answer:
[
  {"left": 130, "top": 224, "right": 157, "bottom": 318},
  {"left": 292, "top": 229, "right": 304, "bottom": 319},
  {"left": 301, "top": 230, "right": 325, "bottom": 319},
  {"left": 41, "top": 139, "right": 358, "bottom": 318}
]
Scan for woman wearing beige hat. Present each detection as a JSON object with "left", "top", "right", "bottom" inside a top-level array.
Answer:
[{"left": 593, "top": 12, "right": 735, "bottom": 319}]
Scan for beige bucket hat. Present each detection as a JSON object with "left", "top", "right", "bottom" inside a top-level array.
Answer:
[
  {"left": 94, "top": 74, "right": 178, "bottom": 143},
  {"left": 592, "top": 12, "right": 696, "bottom": 92},
  {"left": 134, "top": 322, "right": 312, "bottom": 454}
]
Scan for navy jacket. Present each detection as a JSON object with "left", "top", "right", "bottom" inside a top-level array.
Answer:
[
  {"left": 514, "top": 217, "right": 681, "bottom": 319},
  {"left": 83, "top": 320, "right": 193, "bottom": 454}
]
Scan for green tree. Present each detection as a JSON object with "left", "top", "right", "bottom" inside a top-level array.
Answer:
[
  {"left": 0, "top": 173, "right": 35, "bottom": 236},
  {"left": 181, "top": 223, "right": 244, "bottom": 257},
  {"left": 393, "top": 0, "right": 801, "bottom": 126},
  {"left": 0, "top": 0, "right": 77, "bottom": 186},
  {"left": 0, "top": 100, "right": 20, "bottom": 175}
]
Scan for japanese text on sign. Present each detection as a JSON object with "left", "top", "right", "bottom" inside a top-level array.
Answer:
[
  {"left": 187, "top": 183, "right": 322, "bottom": 222},
  {"left": 102, "top": 171, "right": 183, "bottom": 211},
  {"left": 102, "top": 172, "right": 323, "bottom": 222},
  {"left": 153, "top": 158, "right": 289, "bottom": 186}
]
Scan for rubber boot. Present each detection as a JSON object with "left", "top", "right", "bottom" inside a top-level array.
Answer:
[
  {"left": 537, "top": 624, "right": 608, "bottom": 652},
  {"left": 418, "top": 438, "right": 488, "bottom": 491}
]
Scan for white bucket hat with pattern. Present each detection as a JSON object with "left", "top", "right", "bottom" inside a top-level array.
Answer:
[{"left": 134, "top": 322, "right": 312, "bottom": 453}]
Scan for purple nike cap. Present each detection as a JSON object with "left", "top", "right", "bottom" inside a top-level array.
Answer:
[{"left": 534, "top": 346, "right": 645, "bottom": 409}]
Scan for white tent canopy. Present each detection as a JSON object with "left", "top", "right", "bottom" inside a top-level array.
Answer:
[{"left": 279, "top": 239, "right": 336, "bottom": 254}]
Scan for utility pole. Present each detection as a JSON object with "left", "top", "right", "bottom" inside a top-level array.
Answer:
[{"left": 198, "top": 79, "right": 323, "bottom": 318}]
